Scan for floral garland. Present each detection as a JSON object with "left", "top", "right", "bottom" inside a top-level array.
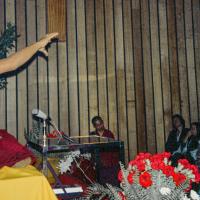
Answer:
[{"left": 86, "top": 152, "right": 200, "bottom": 200}]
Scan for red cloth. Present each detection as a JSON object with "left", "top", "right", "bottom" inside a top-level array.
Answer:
[
  {"left": 59, "top": 173, "right": 88, "bottom": 191},
  {"left": 90, "top": 129, "right": 115, "bottom": 139},
  {"left": 0, "top": 129, "right": 36, "bottom": 168}
]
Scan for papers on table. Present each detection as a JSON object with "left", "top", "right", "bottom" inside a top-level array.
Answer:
[{"left": 53, "top": 186, "right": 83, "bottom": 194}]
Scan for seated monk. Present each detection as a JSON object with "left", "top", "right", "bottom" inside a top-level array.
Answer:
[{"left": 0, "top": 129, "right": 36, "bottom": 168}]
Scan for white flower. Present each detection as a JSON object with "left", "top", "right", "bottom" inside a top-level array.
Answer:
[
  {"left": 180, "top": 194, "right": 191, "bottom": 200},
  {"left": 163, "top": 157, "right": 168, "bottom": 165},
  {"left": 177, "top": 163, "right": 184, "bottom": 171},
  {"left": 159, "top": 187, "right": 171, "bottom": 195},
  {"left": 57, "top": 159, "right": 73, "bottom": 174},
  {"left": 145, "top": 159, "right": 151, "bottom": 171},
  {"left": 190, "top": 190, "right": 200, "bottom": 200}
]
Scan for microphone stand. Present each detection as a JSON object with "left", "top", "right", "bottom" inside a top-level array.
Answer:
[{"left": 42, "top": 119, "right": 48, "bottom": 176}]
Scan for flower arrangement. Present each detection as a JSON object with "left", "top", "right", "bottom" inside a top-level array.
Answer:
[
  {"left": 86, "top": 152, "right": 200, "bottom": 200},
  {"left": 57, "top": 150, "right": 91, "bottom": 174}
]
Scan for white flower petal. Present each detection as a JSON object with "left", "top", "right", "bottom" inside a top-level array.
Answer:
[
  {"left": 190, "top": 190, "right": 200, "bottom": 200},
  {"left": 160, "top": 187, "right": 171, "bottom": 195}
]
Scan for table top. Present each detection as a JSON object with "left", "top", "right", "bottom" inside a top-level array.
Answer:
[{"left": 27, "top": 135, "right": 124, "bottom": 154}]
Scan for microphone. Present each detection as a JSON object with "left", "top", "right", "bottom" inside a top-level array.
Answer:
[{"left": 32, "top": 109, "right": 50, "bottom": 121}]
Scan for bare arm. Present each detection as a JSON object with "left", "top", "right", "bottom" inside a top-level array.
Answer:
[{"left": 0, "top": 32, "right": 58, "bottom": 74}]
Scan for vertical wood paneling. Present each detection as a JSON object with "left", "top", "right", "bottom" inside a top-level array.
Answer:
[
  {"left": 175, "top": 0, "right": 190, "bottom": 127},
  {"left": 167, "top": 0, "right": 181, "bottom": 115},
  {"left": 104, "top": 0, "right": 118, "bottom": 136},
  {"left": 123, "top": 0, "right": 137, "bottom": 159},
  {"left": 37, "top": 0, "right": 48, "bottom": 118},
  {"left": 48, "top": 43, "right": 58, "bottom": 130},
  {"left": 16, "top": 0, "right": 27, "bottom": 143},
  {"left": 58, "top": 42, "right": 69, "bottom": 133},
  {"left": 141, "top": 0, "right": 156, "bottom": 153},
  {"left": 114, "top": 0, "right": 128, "bottom": 161},
  {"left": 1, "top": 0, "right": 200, "bottom": 161},
  {"left": 76, "top": 0, "right": 89, "bottom": 135},
  {"left": 85, "top": 0, "right": 98, "bottom": 131},
  {"left": 6, "top": 0, "right": 16, "bottom": 136},
  {"left": 184, "top": 0, "right": 198, "bottom": 122},
  {"left": 95, "top": 0, "right": 108, "bottom": 127},
  {"left": 0, "top": 0, "right": 6, "bottom": 129},
  {"left": 132, "top": 0, "right": 146, "bottom": 152},
  {"left": 193, "top": 0, "right": 200, "bottom": 121},
  {"left": 158, "top": 0, "right": 171, "bottom": 141},
  {"left": 67, "top": 0, "right": 79, "bottom": 136},
  {"left": 27, "top": 0, "right": 37, "bottom": 130},
  {"left": 48, "top": 0, "right": 66, "bottom": 41},
  {"left": 150, "top": 0, "right": 165, "bottom": 152}
]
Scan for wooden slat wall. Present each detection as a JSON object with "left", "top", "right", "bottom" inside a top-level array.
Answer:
[{"left": 0, "top": 0, "right": 200, "bottom": 161}]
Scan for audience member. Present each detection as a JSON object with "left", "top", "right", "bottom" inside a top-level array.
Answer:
[
  {"left": 177, "top": 122, "right": 199, "bottom": 164},
  {"left": 165, "top": 114, "right": 189, "bottom": 165},
  {"left": 90, "top": 116, "right": 118, "bottom": 185},
  {"left": 90, "top": 116, "right": 115, "bottom": 139}
]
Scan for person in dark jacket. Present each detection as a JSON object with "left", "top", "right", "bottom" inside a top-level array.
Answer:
[
  {"left": 165, "top": 114, "right": 189, "bottom": 166},
  {"left": 178, "top": 122, "right": 200, "bottom": 164}
]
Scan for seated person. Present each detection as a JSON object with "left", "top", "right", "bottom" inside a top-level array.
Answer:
[
  {"left": 179, "top": 122, "right": 200, "bottom": 164},
  {"left": 90, "top": 116, "right": 115, "bottom": 139},
  {"left": 165, "top": 114, "right": 189, "bottom": 165},
  {"left": 0, "top": 129, "right": 36, "bottom": 168},
  {"left": 172, "top": 122, "right": 199, "bottom": 165},
  {"left": 90, "top": 116, "right": 119, "bottom": 185}
]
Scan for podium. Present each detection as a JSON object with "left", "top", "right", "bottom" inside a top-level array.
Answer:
[{"left": 26, "top": 134, "right": 125, "bottom": 199}]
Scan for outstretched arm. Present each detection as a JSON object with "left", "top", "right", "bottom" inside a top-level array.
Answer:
[{"left": 0, "top": 32, "right": 58, "bottom": 74}]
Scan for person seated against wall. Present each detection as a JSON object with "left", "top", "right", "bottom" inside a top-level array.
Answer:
[
  {"left": 90, "top": 116, "right": 115, "bottom": 139},
  {"left": 194, "top": 125, "right": 200, "bottom": 169},
  {"left": 90, "top": 116, "right": 119, "bottom": 185},
  {"left": 165, "top": 114, "right": 189, "bottom": 166},
  {"left": 178, "top": 122, "right": 200, "bottom": 164},
  {"left": 170, "top": 122, "right": 199, "bottom": 166}
]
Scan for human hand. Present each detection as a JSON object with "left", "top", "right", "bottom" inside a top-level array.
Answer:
[
  {"left": 38, "top": 32, "right": 59, "bottom": 56},
  {"left": 183, "top": 131, "right": 192, "bottom": 143},
  {"left": 186, "top": 130, "right": 192, "bottom": 138}
]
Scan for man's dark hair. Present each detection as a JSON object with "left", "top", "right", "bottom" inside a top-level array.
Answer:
[
  {"left": 172, "top": 114, "right": 185, "bottom": 129},
  {"left": 92, "top": 116, "right": 103, "bottom": 126}
]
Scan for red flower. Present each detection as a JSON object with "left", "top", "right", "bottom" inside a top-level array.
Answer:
[
  {"left": 178, "top": 159, "right": 190, "bottom": 168},
  {"left": 118, "top": 170, "right": 123, "bottom": 182},
  {"left": 172, "top": 172, "right": 186, "bottom": 186},
  {"left": 139, "top": 172, "right": 152, "bottom": 188},
  {"left": 151, "top": 160, "right": 165, "bottom": 170},
  {"left": 162, "top": 165, "right": 174, "bottom": 177},
  {"left": 161, "top": 152, "right": 171, "bottom": 159},
  {"left": 118, "top": 191, "right": 126, "bottom": 200},
  {"left": 127, "top": 172, "right": 135, "bottom": 184}
]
